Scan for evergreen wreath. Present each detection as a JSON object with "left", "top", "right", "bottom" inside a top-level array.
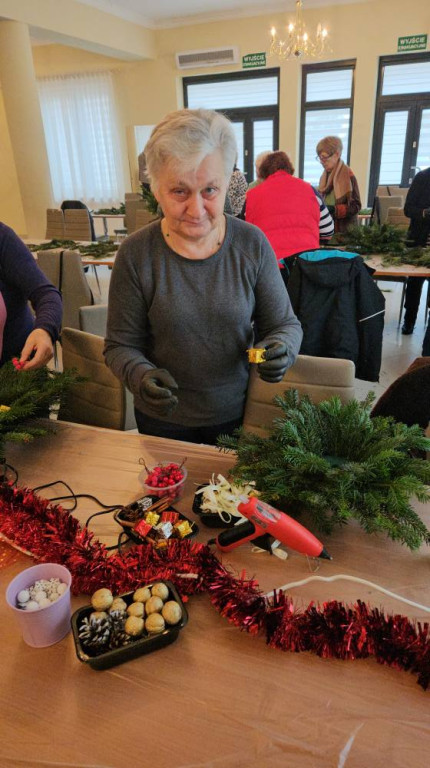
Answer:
[
  {"left": 0, "top": 362, "right": 80, "bottom": 461},
  {"left": 218, "top": 391, "right": 430, "bottom": 551}
]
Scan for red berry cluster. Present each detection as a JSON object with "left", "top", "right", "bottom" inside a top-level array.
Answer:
[
  {"left": 145, "top": 463, "right": 185, "bottom": 499},
  {"left": 12, "top": 357, "right": 25, "bottom": 371}
]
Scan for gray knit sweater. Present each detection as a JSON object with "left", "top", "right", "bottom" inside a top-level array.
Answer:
[{"left": 104, "top": 216, "right": 302, "bottom": 426}]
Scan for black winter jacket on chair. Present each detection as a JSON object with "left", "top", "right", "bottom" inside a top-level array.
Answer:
[{"left": 286, "top": 250, "right": 385, "bottom": 382}]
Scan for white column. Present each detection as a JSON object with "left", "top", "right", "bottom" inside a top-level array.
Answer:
[{"left": 0, "top": 20, "right": 53, "bottom": 237}]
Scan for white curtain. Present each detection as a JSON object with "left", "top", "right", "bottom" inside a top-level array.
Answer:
[{"left": 38, "top": 71, "right": 125, "bottom": 207}]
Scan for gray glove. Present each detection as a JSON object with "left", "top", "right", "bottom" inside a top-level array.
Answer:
[
  {"left": 423, "top": 207, "right": 430, "bottom": 219},
  {"left": 140, "top": 368, "right": 179, "bottom": 416},
  {"left": 258, "top": 341, "right": 290, "bottom": 383}
]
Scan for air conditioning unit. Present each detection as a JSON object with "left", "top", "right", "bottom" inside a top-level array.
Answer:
[{"left": 175, "top": 46, "right": 239, "bottom": 70}]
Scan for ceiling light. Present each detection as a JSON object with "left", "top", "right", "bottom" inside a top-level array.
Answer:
[{"left": 268, "top": 1, "right": 330, "bottom": 61}]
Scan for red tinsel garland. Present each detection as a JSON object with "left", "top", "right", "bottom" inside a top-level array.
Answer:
[{"left": 0, "top": 484, "right": 428, "bottom": 690}]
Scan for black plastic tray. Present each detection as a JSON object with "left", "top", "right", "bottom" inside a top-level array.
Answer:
[
  {"left": 114, "top": 495, "right": 198, "bottom": 544},
  {"left": 192, "top": 485, "right": 242, "bottom": 529},
  {"left": 71, "top": 580, "right": 188, "bottom": 670}
]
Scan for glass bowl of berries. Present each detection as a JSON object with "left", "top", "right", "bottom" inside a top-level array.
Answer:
[{"left": 139, "top": 460, "right": 188, "bottom": 502}]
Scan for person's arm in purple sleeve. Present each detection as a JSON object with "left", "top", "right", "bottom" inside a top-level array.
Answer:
[{"left": 0, "top": 224, "right": 62, "bottom": 369}]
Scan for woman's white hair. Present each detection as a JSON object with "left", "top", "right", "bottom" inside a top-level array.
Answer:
[{"left": 145, "top": 108, "right": 237, "bottom": 191}]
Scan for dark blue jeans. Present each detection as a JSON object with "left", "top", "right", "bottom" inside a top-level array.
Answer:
[{"left": 134, "top": 410, "right": 242, "bottom": 446}]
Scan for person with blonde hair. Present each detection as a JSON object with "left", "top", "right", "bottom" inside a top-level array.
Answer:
[
  {"left": 104, "top": 109, "right": 302, "bottom": 444},
  {"left": 316, "top": 136, "right": 361, "bottom": 232}
]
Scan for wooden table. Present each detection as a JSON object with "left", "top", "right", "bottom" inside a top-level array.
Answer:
[
  {"left": 1, "top": 423, "right": 429, "bottom": 767},
  {"left": 365, "top": 254, "right": 430, "bottom": 279}
]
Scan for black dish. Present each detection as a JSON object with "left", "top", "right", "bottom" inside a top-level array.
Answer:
[
  {"left": 71, "top": 580, "right": 188, "bottom": 670},
  {"left": 114, "top": 495, "right": 198, "bottom": 544},
  {"left": 192, "top": 485, "right": 241, "bottom": 529}
]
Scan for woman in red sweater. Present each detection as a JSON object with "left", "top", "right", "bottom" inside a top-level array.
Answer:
[{"left": 245, "top": 151, "right": 332, "bottom": 279}]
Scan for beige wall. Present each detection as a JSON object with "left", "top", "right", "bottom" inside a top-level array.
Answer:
[{"left": 1, "top": 0, "right": 429, "bottom": 232}]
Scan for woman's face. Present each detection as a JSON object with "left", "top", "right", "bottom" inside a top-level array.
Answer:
[
  {"left": 153, "top": 150, "right": 228, "bottom": 243},
  {"left": 318, "top": 149, "right": 341, "bottom": 173}
]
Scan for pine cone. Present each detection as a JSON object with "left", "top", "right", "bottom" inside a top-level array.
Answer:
[
  {"left": 78, "top": 615, "right": 111, "bottom": 653},
  {"left": 108, "top": 609, "right": 131, "bottom": 649}
]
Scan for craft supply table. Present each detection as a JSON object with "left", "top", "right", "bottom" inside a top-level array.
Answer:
[
  {"left": 1, "top": 422, "right": 429, "bottom": 768},
  {"left": 365, "top": 254, "right": 430, "bottom": 278}
]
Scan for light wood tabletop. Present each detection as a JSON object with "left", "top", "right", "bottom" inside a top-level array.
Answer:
[
  {"left": 365, "top": 254, "right": 430, "bottom": 278},
  {"left": 1, "top": 422, "right": 429, "bottom": 767}
]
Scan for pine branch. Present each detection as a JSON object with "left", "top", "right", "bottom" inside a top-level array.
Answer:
[{"left": 217, "top": 390, "right": 430, "bottom": 550}]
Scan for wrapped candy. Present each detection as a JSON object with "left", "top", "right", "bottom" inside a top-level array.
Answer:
[
  {"left": 173, "top": 520, "right": 193, "bottom": 539},
  {"left": 247, "top": 348, "right": 266, "bottom": 364},
  {"left": 145, "top": 511, "right": 160, "bottom": 527},
  {"left": 160, "top": 510, "right": 180, "bottom": 525},
  {"left": 133, "top": 519, "right": 152, "bottom": 539},
  {"left": 154, "top": 522, "right": 173, "bottom": 540}
]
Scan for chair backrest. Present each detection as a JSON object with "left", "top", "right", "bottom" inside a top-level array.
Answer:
[
  {"left": 59, "top": 327, "right": 136, "bottom": 430},
  {"left": 134, "top": 208, "right": 157, "bottom": 231},
  {"left": 37, "top": 249, "right": 93, "bottom": 330},
  {"left": 243, "top": 354, "right": 355, "bottom": 437},
  {"left": 46, "top": 209, "right": 65, "bottom": 239},
  {"left": 376, "top": 185, "right": 407, "bottom": 200},
  {"left": 374, "top": 195, "right": 404, "bottom": 224},
  {"left": 61, "top": 200, "right": 97, "bottom": 240},
  {"left": 124, "top": 197, "right": 147, "bottom": 233},
  {"left": 386, "top": 206, "right": 410, "bottom": 230},
  {"left": 79, "top": 304, "right": 108, "bottom": 337},
  {"left": 63, "top": 208, "right": 93, "bottom": 241}
]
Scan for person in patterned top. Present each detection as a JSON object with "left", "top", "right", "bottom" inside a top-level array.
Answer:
[{"left": 226, "top": 162, "right": 248, "bottom": 216}]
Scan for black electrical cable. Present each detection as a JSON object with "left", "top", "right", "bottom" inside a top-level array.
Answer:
[
  {"left": 0, "top": 462, "right": 18, "bottom": 487},
  {"left": 30, "top": 479, "right": 125, "bottom": 551}
]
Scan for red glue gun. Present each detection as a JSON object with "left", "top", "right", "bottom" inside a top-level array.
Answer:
[{"left": 212, "top": 496, "right": 331, "bottom": 560}]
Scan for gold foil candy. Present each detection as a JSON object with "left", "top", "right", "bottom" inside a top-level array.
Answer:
[
  {"left": 247, "top": 348, "right": 266, "bottom": 364},
  {"left": 174, "top": 520, "right": 193, "bottom": 539},
  {"left": 145, "top": 512, "right": 160, "bottom": 526}
]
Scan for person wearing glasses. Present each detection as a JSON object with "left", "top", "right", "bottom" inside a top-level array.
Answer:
[{"left": 316, "top": 136, "right": 361, "bottom": 233}]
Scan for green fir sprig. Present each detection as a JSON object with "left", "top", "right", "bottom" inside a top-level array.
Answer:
[
  {"left": 331, "top": 224, "right": 430, "bottom": 267},
  {"left": 0, "top": 363, "right": 81, "bottom": 460},
  {"left": 140, "top": 184, "right": 159, "bottom": 215},
  {"left": 218, "top": 390, "right": 430, "bottom": 550}
]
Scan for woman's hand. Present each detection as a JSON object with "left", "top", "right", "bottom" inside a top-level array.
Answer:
[
  {"left": 140, "top": 368, "right": 179, "bottom": 415},
  {"left": 19, "top": 329, "right": 54, "bottom": 370}
]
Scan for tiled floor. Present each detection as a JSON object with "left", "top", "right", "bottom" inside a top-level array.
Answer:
[{"left": 86, "top": 265, "right": 428, "bottom": 404}]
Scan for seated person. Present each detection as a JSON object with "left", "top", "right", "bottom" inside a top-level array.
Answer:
[
  {"left": 0, "top": 222, "right": 62, "bottom": 369},
  {"left": 245, "top": 151, "right": 333, "bottom": 277}
]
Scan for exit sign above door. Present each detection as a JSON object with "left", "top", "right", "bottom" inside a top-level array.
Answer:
[{"left": 398, "top": 34, "right": 427, "bottom": 52}]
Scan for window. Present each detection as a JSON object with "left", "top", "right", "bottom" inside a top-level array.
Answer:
[
  {"left": 299, "top": 60, "right": 355, "bottom": 185},
  {"left": 183, "top": 69, "right": 279, "bottom": 182},
  {"left": 38, "top": 72, "right": 125, "bottom": 207},
  {"left": 369, "top": 53, "right": 430, "bottom": 203},
  {"left": 134, "top": 125, "right": 155, "bottom": 155}
]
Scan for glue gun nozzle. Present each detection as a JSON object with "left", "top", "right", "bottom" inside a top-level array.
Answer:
[{"left": 319, "top": 548, "right": 332, "bottom": 560}]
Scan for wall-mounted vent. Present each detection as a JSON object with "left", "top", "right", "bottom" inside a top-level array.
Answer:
[{"left": 176, "top": 46, "right": 239, "bottom": 70}]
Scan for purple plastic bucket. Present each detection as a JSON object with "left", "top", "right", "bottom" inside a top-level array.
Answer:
[{"left": 6, "top": 563, "right": 72, "bottom": 648}]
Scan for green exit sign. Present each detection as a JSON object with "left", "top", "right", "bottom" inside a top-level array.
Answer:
[
  {"left": 242, "top": 52, "right": 266, "bottom": 69},
  {"left": 398, "top": 34, "right": 427, "bottom": 52}
]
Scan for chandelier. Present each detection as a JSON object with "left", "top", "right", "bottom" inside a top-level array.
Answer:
[{"left": 268, "top": 0, "right": 329, "bottom": 61}]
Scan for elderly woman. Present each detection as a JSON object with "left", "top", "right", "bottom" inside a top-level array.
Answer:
[
  {"left": 0, "top": 222, "right": 62, "bottom": 369},
  {"left": 104, "top": 109, "right": 302, "bottom": 444},
  {"left": 316, "top": 136, "right": 361, "bottom": 233},
  {"left": 246, "top": 150, "right": 333, "bottom": 276}
]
